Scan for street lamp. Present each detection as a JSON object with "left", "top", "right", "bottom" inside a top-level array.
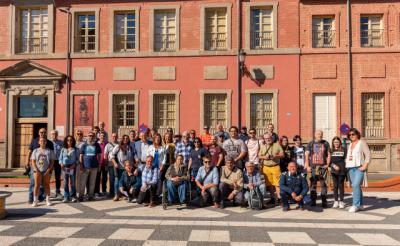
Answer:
[
  {"left": 239, "top": 49, "right": 246, "bottom": 73},
  {"left": 237, "top": 49, "right": 246, "bottom": 129}
]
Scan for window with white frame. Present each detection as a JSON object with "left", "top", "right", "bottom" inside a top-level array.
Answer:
[
  {"left": 204, "top": 94, "right": 227, "bottom": 134},
  {"left": 312, "top": 16, "right": 335, "bottom": 48},
  {"left": 75, "top": 13, "right": 96, "bottom": 52},
  {"left": 205, "top": 8, "right": 227, "bottom": 51},
  {"left": 250, "top": 94, "right": 273, "bottom": 136},
  {"left": 115, "top": 12, "right": 136, "bottom": 52},
  {"left": 154, "top": 10, "right": 176, "bottom": 52},
  {"left": 112, "top": 95, "right": 136, "bottom": 136},
  {"left": 250, "top": 7, "right": 273, "bottom": 49},
  {"left": 360, "top": 15, "right": 383, "bottom": 47},
  {"left": 362, "top": 93, "right": 384, "bottom": 138},
  {"left": 19, "top": 7, "right": 48, "bottom": 54},
  {"left": 153, "top": 94, "right": 176, "bottom": 134}
]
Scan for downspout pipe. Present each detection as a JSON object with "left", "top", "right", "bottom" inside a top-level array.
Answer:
[
  {"left": 347, "top": 0, "right": 353, "bottom": 127},
  {"left": 237, "top": 0, "right": 242, "bottom": 129}
]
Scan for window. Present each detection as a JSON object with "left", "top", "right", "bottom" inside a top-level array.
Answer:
[
  {"left": 362, "top": 93, "right": 384, "bottom": 138},
  {"left": 112, "top": 95, "right": 136, "bottom": 136},
  {"left": 312, "top": 16, "right": 335, "bottom": 48},
  {"left": 115, "top": 12, "right": 136, "bottom": 52},
  {"left": 250, "top": 94, "right": 273, "bottom": 136},
  {"left": 250, "top": 7, "right": 273, "bottom": 49},
  {"left": 75, "top": 13, "right": 96, "bottom": 52},
  {"left": 360, "top": 15, "right": 383, "bottom": 47},
  {"left": 154, "top": 10, "right": 176, "bottom": 52},
  {"left": 153, "top": 94, "right": 176, "bottom": 133},
  {"left": 205, "top": 8, "right": 227, "bottom": 51},
  {"left": 18, "top": 96, "right": 48, "bottom": 118},
  {"left": 19, "top": 7, "right": 48, "bottom": 53},
  {"left": 204, "top": 94, "right": 227, "bottom": 134}
]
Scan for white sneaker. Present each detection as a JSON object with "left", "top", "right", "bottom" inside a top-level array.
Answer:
[
  {"left": 339, "top": 201, "right": 345, "bottom": 209},
  {"left": 348, "top": 205, "right": 359, "bottom": 213},
  {"left": 32, "top": 200, "right": 38, "bottom": 207},
  {"left": 46, "top": 197, "right": 52, "bottom": 206},
  {"left": 332, "top": 201, "right": 339, "bottom": 208}
]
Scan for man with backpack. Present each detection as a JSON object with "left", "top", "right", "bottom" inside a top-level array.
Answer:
[
  {"left": 243, "top": 162, "right": 266, "bottom": 210},
  {"left": 280, "top": 162, "right": 309, "bottom": 211}
]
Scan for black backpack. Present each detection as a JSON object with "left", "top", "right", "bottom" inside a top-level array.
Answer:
[{"left": 248, "top": 187, "right": 263, "bottom": 210}]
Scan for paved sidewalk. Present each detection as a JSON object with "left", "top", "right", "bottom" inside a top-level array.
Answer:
[{"left": 1, "top": 187, "right": 400, "bottom": 245}]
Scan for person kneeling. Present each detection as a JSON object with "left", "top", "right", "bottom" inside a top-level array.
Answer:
[
  {"left": 195, "top": 155, "right": 219, "bottom": 208},
  {"left": 219, "top": 157, "right": 244, "bottom": 208},
  {"left": 165, "top": 154, "right": 189, "bottom": 207},
  {"left": 118, "top": 160, "right": 141, "bottom": 202},
  {"left": 244, "top": 162, "right": 266, "bottom": 210},
  {"left": 279, "top": 162, "right": 308, "bottom": 211},
  {"left": 137, "top": 156, "right": 159, "bottom": 207}
]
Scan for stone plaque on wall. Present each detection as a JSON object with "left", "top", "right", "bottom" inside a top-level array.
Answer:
[
  {"left": 113, "top": 67, "right": 136, "bottom": 81},
  {"left": 73, "top": 67, "right": 95, "bottom": 81},
  {"left": 153, "top": 66, "right": 176, "bottom": 81},
  {"left": 204, "top": 66, "right": 227, "bottom": 80}
]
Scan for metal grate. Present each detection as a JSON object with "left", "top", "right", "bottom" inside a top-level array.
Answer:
[
  {"left": 360, "top": 15, "right": 384, "bottom": 47},
  {"left": 250, "top": 94, "right": 273, "bottom": 137},
  {"left": 19, "top": 8, "right": 48, "bottom": 54},
  {"left": 112, "top": 95, "right": 136, "bottom": 136},
  {"left": 312, "top": 17, "right": 335, "bottom": 48},
  {"left": 154, "top": 10, "right": 176, "bottom": 52},
  {"left": 369, "top": 145, "right": 386, "bottom": 158},
  {"left": 75, "top": 13, "right": 96, "bottom": 52},
  {"left": 205, "top": 8, "right": 227, "bottom": 51},
  {"left": 250, "top": 7, "right": 273, "bottom": 50},
  {"left": 204, "top": 94, "right": 227, "bottom": 135},
  {"left": 362, "top": 93, "right": 384, "bottom": 138},
  {"left": 153, "top": 94, "right": 176, "bottom": 134}
]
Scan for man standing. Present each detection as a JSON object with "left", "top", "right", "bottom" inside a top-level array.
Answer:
[
  {"left": 134, "top": 132, "right": 151, "bottom": 170},
  {"left": 259, "top": 133, "right": 284, "bottom": 206},
  {"left": 214, "top": 124, "right": 230, "bottom": 140},
  {"left": 265, "top": 123, "right": 279, "bottom": 143},
  {"left": 280, "top": 162, "right": 309, "bottom": 211},
  {"left": 98, "top": 121, "right": 108, "bottom": 140},
  {"left": 199, "top": 125, "right": 213, "bottom": 148},
  {"left": 222, "top": 126, "right": 247, "bottom": 169},
  {"left": 104, "top": 133, "right": 119, "bottom": 198},
  {"left": 174, "top": 131, "right": 192, "bottom": 166},
  {"left": 50, "top": 130, "right": 63, "bottom": 199},
  {"left": 78, "top": 131, "right": 102, "bottom": 201},
  {"left": 305, "top": 130, "right": 331, "bottom": 208},
  {"left": 245, "top": 128, "right": 261, "bottom": 169},
  {"left": 239, "top": 126, "right": 249, "bottom": 142}
]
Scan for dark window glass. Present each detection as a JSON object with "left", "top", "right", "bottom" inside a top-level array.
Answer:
[{"left": 18, "top": 96, "right": 48, "bottom": 118}]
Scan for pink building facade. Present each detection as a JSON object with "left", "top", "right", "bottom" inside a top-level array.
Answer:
[{"left": 0, "top": 0, "right": 300, "bottom": 169}]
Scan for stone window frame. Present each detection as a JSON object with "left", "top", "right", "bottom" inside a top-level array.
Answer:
[
  {"left": 245, "top": 1, "right": 278, "bottom": 51},
  {"left": 358, "top": 14, "right": 385, "bottom": 48},
  {"left": 149, "top": 90, "right": 180, "bottom": 133},
  {"left": 68, "top": 90, "right": 99, "bottom": 135},
  {"left": 245, "top": 89, "right": 279, "bottom": 133},
  {"left": 9, "top": 0, "right": 55, "bottom": 55},
  {"left": 311, "top": 15, "right": 336, "bottom": 48},
  {"left": 199, "top": 89, "right": 232, "bottom": 132},
  {"left": 360, "top": 92, "right": 386, "bottom": 139},
  {"left": 200, "top": 3, "right": 232, "bottom": 52},
  {"left": 70, "top": 7, "right": 100, "bottom": 55},
  {"left": 149, "top": 5, "right": 181, "bottom": 53},
  {"left": 108, "top": 90, "right": 140, "bottom": 134},
  {"left": 109, "top": 7, "right": 140, "bottom": 53}
]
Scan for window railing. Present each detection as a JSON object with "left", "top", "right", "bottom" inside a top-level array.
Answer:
[
  {"left": 115, "top": 34, "right": 135, "bottom": 52},
  {"left": 154, "top": 33, "right": 176, "bottom": 52},
  {"left": 363, "top": 126, "right": 384, "bottom": 138},
  {"left": 361, "top": 29, "right": 384, "bottom": 47},
  {"left": 250, "top": 31, "right": 273, "bottom": 49},
  {"left": 312, "top": 29, "right": 335, "bottom": 48},
  {"left": 74, "top": 35, "right": 96, "bottom": 52},
  {"left": 18, "top": 37, "right": 48, "bottom": 54},
  {"left": 205, "top": 33, "right": 227, "bottom": 51}
]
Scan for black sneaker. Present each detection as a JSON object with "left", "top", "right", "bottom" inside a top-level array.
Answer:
[
  {"left": 220, "top": 201, "right": 225, "bottom": 209},
  {"left": 282, "top": 206, "right": 289, "bottom": 212},
  {"left": 322, "top": 201, "right": 328, "bottom": 208},
  {"left": 311, "top": 200, "right": 317, "bottom": 206}
]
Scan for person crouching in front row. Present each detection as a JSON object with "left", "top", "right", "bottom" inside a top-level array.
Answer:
[
  {"left": 279, "top": 161, "right": 309, "bottom": 211},
  {"left": 195, "top": 155, "right": 220, "bottom": 208},
  {"left": 137, "top": 156, "right": 159, "bottom": 207},
  {"left": 117, "top": 160, "right": 141, "bottom": 203},
  {"left": 219, "top": 156, "right": 244, "bottom": 208}
]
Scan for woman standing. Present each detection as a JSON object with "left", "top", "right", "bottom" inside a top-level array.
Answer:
[
  {"left": 279, "top": 136, "right": 292, "bottom": 173},
  {"left": 147, "top": 134, "right": 167, "bottom": 170},
  {"left": 31, "top": 138, "right": 55, "bottom": 207},
  {"left": 346, "top": 128, "right": 371, "bottom": 213},
  {"left": 59, "top": 135, "right": 79, "bottom": 203},
  {"left": 188, "top": 137, "right": 207, "bottom": 179},
  {"left": 330, "top": 137, "right": 347, "bottom": 209}
]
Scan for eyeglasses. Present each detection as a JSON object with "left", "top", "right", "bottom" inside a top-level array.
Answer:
[
  {"left": 39, "top": 131, "right": 46, "bottom": 134},
  {"left": 265, "top": 138, "right": 272, "bottom": 141},
  {"left": 77, "top": 133, "right": 83, "bottom": 136},
  {"left": 249, "top": 132, "right": 256, "bottom": 134},
  {"left": 88, "top": 135, "right": 94, "bottom": 137},
  {"left": 230, "top": 130, "right": 237, "bottom": 133},
  {"left": 204, "top": 161, "right": 210, "bottom": 163},
  {"left": 349, "top": 133, "right": 356, "bottom": 136}
]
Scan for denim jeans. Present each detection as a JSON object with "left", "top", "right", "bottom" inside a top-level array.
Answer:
[
  {"left": 166, "top": 180, "right": 187, "bottom": 203},
  {"left": 29, "top": 168, "right": 44, "bottom": 202},
  {"left": 348, "top": 167, "right": 364, "bottom": 207},
  {"left": 108, "top": 166, "right": 115, "bottom": 197},
  {"left": 64, "top": 170, "right": 76, "bottom": 200},
  {"left": 244, "top": 184, "right": 266, "bottom": 202},
  {"left": 280, "top": 190, "right": 304, "bottom": 208},
  {"left": 114, "top": 167, "right": 124, "bottom": 196}
]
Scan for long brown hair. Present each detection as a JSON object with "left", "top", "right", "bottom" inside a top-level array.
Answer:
[{"left": 331, "top": 136, "right": 343, "bottom": 152}]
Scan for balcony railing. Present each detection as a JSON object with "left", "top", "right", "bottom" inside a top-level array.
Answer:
[
  {"left": 18, "top": 37, "right": 48, "bottom": 54},
  {"left": 74, "top": 35, "right": 96, "bottom": 52},
  {"left": 115, "top": 34, "right": 135, "bottom": 52},
  {"left": 154, "top": 33, "right": 176, "bottom": 52},
  {"left": 205, "top": 33, "right": 227, "bottom": 51},
  {"left": 312, "top": 29, "right": 335, "bottom": 48},
  {"left": 363, "top": 126, "right": 385, "bottom": 138},
  {"left": 250, "top": 31, "right": 273, "bottom": 50},
  {"left": 361, "top": 29, "right": 384, "bottom": 47}
]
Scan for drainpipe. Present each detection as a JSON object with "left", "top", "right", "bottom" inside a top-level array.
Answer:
[
  {"left": 347, "top": 0, "right": 353, "bottom": 127},
  {"left": 59, "top": 7, "right": 72, "bottom": 135},
  {"left": 237, "top": 0, "right": 242, "bottom": 129}
]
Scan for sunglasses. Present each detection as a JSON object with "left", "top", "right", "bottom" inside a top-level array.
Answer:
[
  {"left": 88, "top": 135, "right": 94, "bottom": 137},
  {"left": 249, "top": 132, "right": 256, "bottom": 134},
  {"left": 349, "top": 133, "right": 356, "bottom": 136},
  {"left": 204, "top": 161, "right": 211, "bottom": 163},
  {"left": 39, "top": 131, "right": 46, "bottom": 134}
]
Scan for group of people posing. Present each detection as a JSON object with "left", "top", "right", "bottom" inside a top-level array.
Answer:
[{"left": 27, "top": 122, "right": 370, "bottom": 213}]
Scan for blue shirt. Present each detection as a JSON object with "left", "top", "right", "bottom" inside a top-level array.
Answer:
[
  {"left": 141, "top": 166, "right": 159, "bottom": 187},
  {"left": 175, "top": 141, "right": 192, "bottom": 165},
  {"left": 59, "top": 147, "right": 79, "bottom": 167},
  {"left": 80, "top": 142, "right": 101, "bottom": 168},
  {"left": 195, "top": 166, "right": 219, "bottom": 186},
  {"left": 51, "top": 140, "right": 63, "bottom": 159},
  {"left": 243, "top": 170, "right": 263, "bottom": 189},
  {"left": 29, "top": 138, "right": 54, "bottom": 151}
]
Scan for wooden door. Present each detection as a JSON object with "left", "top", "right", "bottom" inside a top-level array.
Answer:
[{"left": 14, "top": 123, "right": 34, "bottom": 168}]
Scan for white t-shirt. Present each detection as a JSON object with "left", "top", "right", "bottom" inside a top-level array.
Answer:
[
  {"left": 31, "top": 148, "right": 55, "bottom": 172},
  {"left": 246, "top": 138, "right": 261, "bottom": 164}
]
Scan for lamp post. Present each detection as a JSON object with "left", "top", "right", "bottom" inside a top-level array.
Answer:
[{"left": 237, "top": 49, "right": 246, "bottom": 129}]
